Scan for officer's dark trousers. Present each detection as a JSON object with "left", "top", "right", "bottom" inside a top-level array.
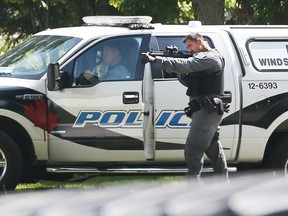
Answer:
[{"left": 185, "top": 107, "right": 227, "bottom": 177}]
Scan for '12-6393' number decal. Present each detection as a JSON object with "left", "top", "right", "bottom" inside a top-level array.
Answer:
[{"left": 248, "top": 82, "right": 277, "bottom": 89}]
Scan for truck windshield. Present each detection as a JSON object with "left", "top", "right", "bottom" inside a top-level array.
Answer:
[{"left": 0, "top": 35, "right": 81, "bottom": 79}]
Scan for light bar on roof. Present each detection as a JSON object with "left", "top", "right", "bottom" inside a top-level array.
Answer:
[{"left": 82, "top": 16, "right": 153, "bottom": 26}]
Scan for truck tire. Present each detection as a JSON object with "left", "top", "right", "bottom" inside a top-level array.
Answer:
[
  {"left": 263, "top": 134, "right": 288, "bottom": 175},
  {"left": 0, "top": 131, "right": 23, "bottom": 191}
]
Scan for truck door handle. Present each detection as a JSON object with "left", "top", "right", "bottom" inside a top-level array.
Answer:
[{"left": 123, "top": 92, "right": 139, "bottom": 104}]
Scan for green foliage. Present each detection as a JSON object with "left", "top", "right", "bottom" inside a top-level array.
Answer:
[
  {"left": 0, "top": 0, "right": 118, "bottom": 53},
  {"left": 0, "top": 0, "right": 195, "bottom": 54},
  {"left": 1, "top": 0, "right": 286, "bottom": 55},
  {"left": 229, "top": 0, "right": 288, "bottom": 24},
  {"left": 178, "top": 1, "right": 195, "bottom": 23},
  {"left": 111, "top": 0, "right": 194, "bottom": 24},
  {"left": 109, "top": 0, "right": 124, "bottom": 9}
]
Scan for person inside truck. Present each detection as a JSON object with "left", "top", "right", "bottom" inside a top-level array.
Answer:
[
  {"left": 81, "top": 42, "right": 130, "bottom": 84},
  {"left": 142, "top": 32, "right": 228, "bottom": 181},
  {"left": 75, "top": 48, "right": 98, "bottom": 85}
]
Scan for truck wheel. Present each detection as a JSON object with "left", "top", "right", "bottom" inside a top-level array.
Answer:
[
  {"left": 263, "top": 135, "right": 288, "bottom": 175},
  {"left": 0, "top": 131, "right": 23, "bottom": 191}
]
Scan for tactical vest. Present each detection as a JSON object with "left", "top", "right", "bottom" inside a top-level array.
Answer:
[
  {"left": 186, "top": 69, "right": 223, "bottom": 97},
  {"left": 186, "top": 58, "right": 225, "bottom": 97}
]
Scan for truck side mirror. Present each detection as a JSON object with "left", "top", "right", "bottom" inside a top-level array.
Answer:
[{"left": 47, "top": 63, "right": 61, "bottom": 91}]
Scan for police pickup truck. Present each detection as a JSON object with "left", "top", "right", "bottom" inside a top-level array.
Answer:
[{"left": 1, "top": 16, "right": 288, "bottom": 190}]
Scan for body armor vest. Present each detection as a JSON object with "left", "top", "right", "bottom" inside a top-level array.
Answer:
[{"left": 186, "top": 58, "right": 225, "bottom": 97}]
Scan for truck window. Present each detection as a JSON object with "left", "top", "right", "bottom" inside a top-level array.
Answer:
[
  {"left": 72, "top": 36, "right": 142, "bottom": 86},
  {"left": 0, "top": 35, "right": 80, "bottom": 80},
  {"left": 151, "top": 36, "right": 214, "bottom": 79},
  {"left": 248, "top": 40, "right": 288, "bottom": 72}
]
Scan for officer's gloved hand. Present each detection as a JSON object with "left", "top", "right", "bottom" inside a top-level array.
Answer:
[{"left": 141, "top": 53, "right": 156, "bottom": 64}]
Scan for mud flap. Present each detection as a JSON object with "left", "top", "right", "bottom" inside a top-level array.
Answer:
[{"left": 142, "top": 63, "right": 156, "bottom": 161}]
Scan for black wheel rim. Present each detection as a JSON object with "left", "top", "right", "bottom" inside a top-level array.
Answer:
[{"left": 0, "top": 149, "right": 7, "bottom": 181}]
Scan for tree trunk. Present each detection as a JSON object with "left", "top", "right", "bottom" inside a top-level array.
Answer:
[
  {"left": 192, "top": 0, "right": 225, "bottom": 24},
  {"left": 272, "top": 9, "right": 288, "bottom": 24}
]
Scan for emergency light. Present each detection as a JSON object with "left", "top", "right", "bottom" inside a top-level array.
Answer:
[{"left": 82, "top": 16, "right": 153, "bottom": 27}]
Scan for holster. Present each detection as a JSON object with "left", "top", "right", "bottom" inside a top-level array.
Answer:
[
  {"left": 202, "top": 96, "right": 217, "bottom": 113},
  {"left": 202, "top": 96, "right": 226, "bottom": 115}
]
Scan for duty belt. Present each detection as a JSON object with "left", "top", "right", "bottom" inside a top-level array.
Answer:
[{"left": 184, "top": 96, "right": 229, "bottom": 118}]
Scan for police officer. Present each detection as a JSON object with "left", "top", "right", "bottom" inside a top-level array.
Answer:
[{"left": 142, "top": 32, "right": 228, "bottom": 180}]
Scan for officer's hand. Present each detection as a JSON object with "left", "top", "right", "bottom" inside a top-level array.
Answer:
[
  {"left": 83, "top": 70, "right": 94, "bottom": 79},
  {"left": 141, "top": 53, "right": 156, "bottom": 64}
]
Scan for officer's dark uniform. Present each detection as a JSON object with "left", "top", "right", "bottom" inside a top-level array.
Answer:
[{"left": 153, "top": 48, "right": 228, "bottom": 179}]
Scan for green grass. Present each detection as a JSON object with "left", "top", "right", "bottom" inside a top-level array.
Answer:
[{"left": 16, "top": 174, "right": 185, "bottom": 191}]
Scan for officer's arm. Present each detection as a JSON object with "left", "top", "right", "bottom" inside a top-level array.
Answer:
[{"left": 154, "top": 53, "right": 221, "bottom": 74}]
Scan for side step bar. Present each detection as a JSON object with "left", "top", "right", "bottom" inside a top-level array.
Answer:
[{"left": 47, "top": 166, "right": 237, "bottom": 174}]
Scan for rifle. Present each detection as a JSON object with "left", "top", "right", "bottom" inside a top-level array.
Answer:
[{"left": 147, "top": 45, "right": 193, "bottom": 58}]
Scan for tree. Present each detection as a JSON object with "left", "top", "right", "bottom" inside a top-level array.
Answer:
[
  {"left": 0, "top": 0, "right": 196, "bottom": 53},
  {"left": 7, "top": 0, "right": 286, "bottom": 55},
  {"left": 192, "top": 0, "right": 225, "bottom": 24},
  {"left": 110, "top": 0, "right": 194, "bottom": 24},
  {"left": 228, "top": 0, "right": 288, "bottom": 24},
  {"left": 112, "top": 0, "right": 225, "bottom": 25},
  {"left": 0, "top": 0, "right": 119, "bottom": 53}
]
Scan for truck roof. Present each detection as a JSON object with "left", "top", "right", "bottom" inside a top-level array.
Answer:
[{"left": 35, "top": 16, "right": 288, "bottom": 39}]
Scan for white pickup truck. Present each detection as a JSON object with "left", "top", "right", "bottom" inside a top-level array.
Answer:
[{"left": 0, "top": 16, "right": 288, "bottom": 190}]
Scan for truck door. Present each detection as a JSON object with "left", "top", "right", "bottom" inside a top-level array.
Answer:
[
  {"left": 142, "top": 63, "right": 156, "bottom": 160},
  {"left": 148, "top": 33, "right": 239, "bottom": 162},
  {"left": 46, "top": 35, "right": 153, "bottom": 162}
]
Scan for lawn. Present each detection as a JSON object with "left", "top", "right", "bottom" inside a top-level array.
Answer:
[{"left": 15, "top": 174, "right": 185, "bottom": 191}]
